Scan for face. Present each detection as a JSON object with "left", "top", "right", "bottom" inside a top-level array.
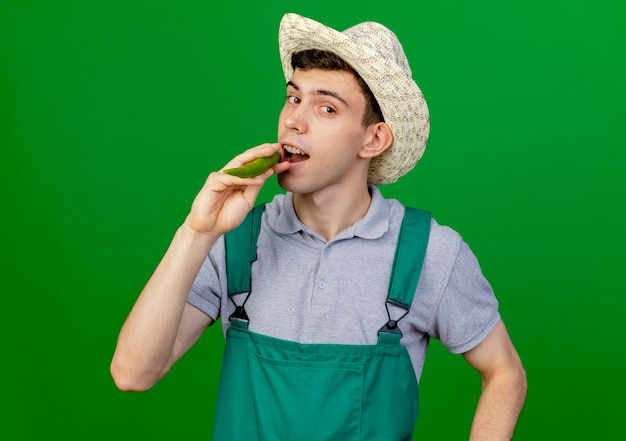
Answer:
[{"left": 277, "top": 68, "right": 375, "bottom": 195}]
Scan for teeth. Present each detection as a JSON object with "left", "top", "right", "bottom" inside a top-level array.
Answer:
[{"left": 283, "top": 145, "right": 305, "bottom": 155}]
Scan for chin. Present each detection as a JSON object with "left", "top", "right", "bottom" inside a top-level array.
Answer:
[
  {"left": 277, "top": 173, "right": 315, "bottom": 195},
  {"left": 277, "top": 173, "right": 297, "bottom": 193}
]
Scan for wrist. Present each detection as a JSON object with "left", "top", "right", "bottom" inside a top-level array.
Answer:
[{"left": 177, "top": 219, "right": 220, "bottom": 254}]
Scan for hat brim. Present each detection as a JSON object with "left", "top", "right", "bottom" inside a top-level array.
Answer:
[{"left": 279, "top": 13, "right": 430, "bottom": 184}]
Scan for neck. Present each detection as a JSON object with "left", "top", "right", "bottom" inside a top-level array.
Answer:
[{"left": 293, "top": 184, "right": 372, "bottom": 241}]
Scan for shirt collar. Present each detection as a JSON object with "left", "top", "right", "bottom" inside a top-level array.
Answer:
[
  {"left": 272, "top": 185, "right": 390, "bottom": 240},
  {"left": 352, "top": 185, "right": 391, "bottom": 239},
  {"left": 272, "top": 192, "right": 303, "bottom": 235}
]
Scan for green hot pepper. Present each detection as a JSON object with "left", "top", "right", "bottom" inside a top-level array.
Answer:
[{"left": 223, "top": 152, "right": 280, "bottom": 178}]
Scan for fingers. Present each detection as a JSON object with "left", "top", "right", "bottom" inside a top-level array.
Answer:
[
  {"left": 272, "top": 160, "right": 291, "bottom": 175},
  {"left": 186, "top": 143, "right": 282, "bottom": 237}
]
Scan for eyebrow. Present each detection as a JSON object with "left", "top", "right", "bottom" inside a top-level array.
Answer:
[{"left": 287, "top": 80, "right": 351, "bottom": 108}]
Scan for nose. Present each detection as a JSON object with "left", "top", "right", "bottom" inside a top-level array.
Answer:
[{"left": 282, "top": 104, "right": 306, "bottom": 133}]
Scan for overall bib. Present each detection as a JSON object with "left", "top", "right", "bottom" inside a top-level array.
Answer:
[{"left": 212, "top": 205, "right": 431, "bottom": 441}]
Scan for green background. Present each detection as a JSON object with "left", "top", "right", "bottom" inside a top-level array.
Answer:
[{"left": 2, "top": 0, "right": 624, "bottom": 439}]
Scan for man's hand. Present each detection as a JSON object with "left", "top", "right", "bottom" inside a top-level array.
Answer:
[{"left": 185, "top": 143, "right": 289, "bottom": 239}]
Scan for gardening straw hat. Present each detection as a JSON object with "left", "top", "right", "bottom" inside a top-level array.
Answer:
[{"left": 278, "top": 13, "right": 430, "bottom": 184}]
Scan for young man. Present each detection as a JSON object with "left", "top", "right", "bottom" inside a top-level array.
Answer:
[{"left": 111, "top": 13, "right": 527, "bottom": 440}]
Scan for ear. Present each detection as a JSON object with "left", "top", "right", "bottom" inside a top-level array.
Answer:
[{"left": 358, "top": 122, "right": 394, "bottom": 159}]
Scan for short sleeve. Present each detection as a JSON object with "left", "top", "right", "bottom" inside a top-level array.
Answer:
[
  {"left": 434, "top": 240, "right": 500, "bottom": 354},
  {"left": 186, "top": 235, "right": 226, "bottom": 322}
]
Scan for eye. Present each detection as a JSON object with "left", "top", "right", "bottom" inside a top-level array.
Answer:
[
  {"left": 321, "top": 105, "right": 336, "bottom": 114},
  {"left": 287, "top": 95, "right": 301, "bottom": 105}
]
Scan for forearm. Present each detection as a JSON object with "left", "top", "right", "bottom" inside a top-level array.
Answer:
[
  {"left": 469, "top": 367, "right": 527, "bottom": 441},
  {"left": 111, "top": 222, "right": 217, "bottom": 390}
]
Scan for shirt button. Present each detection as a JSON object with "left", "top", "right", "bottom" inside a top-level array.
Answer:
[{"left": 318, "top": 281, "right": 326, "bottom": 289}]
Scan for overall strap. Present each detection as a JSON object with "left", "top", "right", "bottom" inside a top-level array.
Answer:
[
  {"left": 378, "top": 207, "right": 431, "bottom": 342},
  {"left": 225, "top": 204, "right": 266, "bottom": 296},
  {"left": 388, "top": 207, "right": 432, "bottom": 307}
]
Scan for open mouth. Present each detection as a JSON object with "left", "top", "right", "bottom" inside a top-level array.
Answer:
[{"left": 282, "top": 145, "right": 310, "bottom": 163}]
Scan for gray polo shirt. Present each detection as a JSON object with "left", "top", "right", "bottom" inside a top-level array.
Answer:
[{"left": 187, "top": 186, "right": 500, "bottom": 380}]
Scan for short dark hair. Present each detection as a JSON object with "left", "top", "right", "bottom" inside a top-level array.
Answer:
[{"left": 291, "top": 49, "right": 384, "bottom": 127}]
